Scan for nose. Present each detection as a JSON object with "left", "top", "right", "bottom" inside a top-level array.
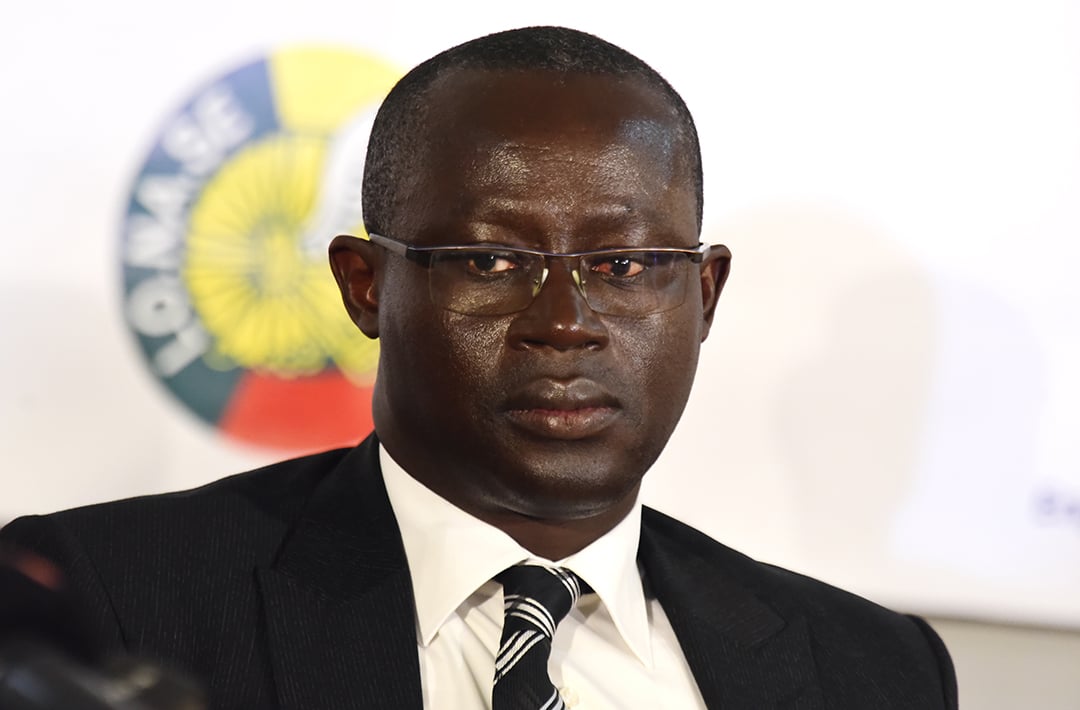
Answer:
[{"left": 506, "top": 258, "right": 610, "bottom": 352}]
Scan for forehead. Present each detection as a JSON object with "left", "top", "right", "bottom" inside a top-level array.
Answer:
[
  {"left": 426, "top": 66, "right": 677, "bottom": 132},
  {"left": 421, "top": 68, "right": 685, "bottom": 175},
  {"left": 399, "top": 68, "right": 696, "bottom": 243}
]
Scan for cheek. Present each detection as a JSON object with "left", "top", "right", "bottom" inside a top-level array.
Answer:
[
  {"left": 439, "top": 313, "right": 508, "bottom": 391},
  {"left": 388, "top": 304, "right": 510, "bottom": 421},
  {"left": 617, "top": 315, "right": 701, "bottom": 413}
]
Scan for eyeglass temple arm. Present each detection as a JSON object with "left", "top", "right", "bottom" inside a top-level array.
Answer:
[
  {"left": 367, "top": 233, "right": 435, "bottom": 265},
  {"left": 687, "top": 242, "right": 713, "bottom": 263},
  {"left": 366, "top": 233, "right": 407, "bottom": 256}
]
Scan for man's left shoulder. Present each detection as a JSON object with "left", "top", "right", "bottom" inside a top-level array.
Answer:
[
  {"left": 643, "top": 506, "right": 930, "bottom": 626},
  {"left": 641, "top": 507, "right": 957, "bottom": 708}
]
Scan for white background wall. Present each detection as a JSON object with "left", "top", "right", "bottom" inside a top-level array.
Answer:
[{"left": 2, "top": 1, "right": 1078, "bottom": 706}]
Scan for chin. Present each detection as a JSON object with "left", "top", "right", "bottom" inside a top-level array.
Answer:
[{"left": 497, "top": 463, "right": 644, "bottom": 521}]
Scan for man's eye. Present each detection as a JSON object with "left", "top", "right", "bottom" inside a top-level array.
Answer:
[
  {"left": 592, "top": 255, "right": 646, "bottom": 278},
  {"left": 467, "top": 253, "right": 518, "bottom": 274}
]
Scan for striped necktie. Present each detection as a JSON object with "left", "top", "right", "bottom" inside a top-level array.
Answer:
[{"left": 493, "top": 565, "right": 588, "bottom": 710}]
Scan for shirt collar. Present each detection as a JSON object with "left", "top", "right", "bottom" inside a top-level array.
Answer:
[{"left": 379, "top": 444, "right": 653, "bottom": 667}]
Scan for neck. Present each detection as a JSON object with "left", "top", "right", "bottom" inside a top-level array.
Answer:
[{"left": 480, "top": 490, "right": 639, "bottom": 561}]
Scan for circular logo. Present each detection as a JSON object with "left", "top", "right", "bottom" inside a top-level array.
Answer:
[{"left": 120, "top": 47, "right": 400, "bottom": 452}]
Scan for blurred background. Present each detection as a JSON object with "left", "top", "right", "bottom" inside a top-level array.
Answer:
[{"left": 2, "top": 1, "right": 1078, "bottom": 706}]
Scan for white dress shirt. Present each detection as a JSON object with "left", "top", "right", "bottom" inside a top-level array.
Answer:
[{"left": 379, "top": 446, "right": 707, "bottom": 709}]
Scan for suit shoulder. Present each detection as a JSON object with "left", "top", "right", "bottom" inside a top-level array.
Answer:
[
  {"left": 1, "top": 447, "right": 354, "bottom": 567},
  {"left": 32, "top": 447, "right": 347, "bottom": 518},
  {"left": 643, "top": 506, "right": 900, "bottom": 618},
  {"left": 641, "top": 507, "right": 957, "bottom": 706}
]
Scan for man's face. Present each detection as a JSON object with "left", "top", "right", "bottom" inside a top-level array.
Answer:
[{"left": 346, "top": 69, "right": 722, "bottom": 524}]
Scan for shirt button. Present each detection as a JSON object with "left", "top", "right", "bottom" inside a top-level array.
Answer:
[{"left": 559, "top": 686, "right": 580, "bottom": 707}]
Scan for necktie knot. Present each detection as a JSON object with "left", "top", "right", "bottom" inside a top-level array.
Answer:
[
  {"left": 497, "top": 565, "right": 586, "bottom": 638},
  {"left": 493, "top": 565, "right": 589, "bottom": 709}
]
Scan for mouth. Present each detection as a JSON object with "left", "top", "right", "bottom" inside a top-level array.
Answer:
[{"left": 502, "top": 379, "right": 622, "bottom": 440}]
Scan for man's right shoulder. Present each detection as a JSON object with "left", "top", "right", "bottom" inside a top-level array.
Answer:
[{"left": 0, "top": 446, "right": 355, "bottom": 574}]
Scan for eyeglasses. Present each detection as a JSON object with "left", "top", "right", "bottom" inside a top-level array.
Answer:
[{"left": 367, "top": 232, "right": 714, "bottom": 317}]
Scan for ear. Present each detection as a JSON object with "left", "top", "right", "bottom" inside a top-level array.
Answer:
[
  {"left": 328, "top": 234, "right": 382, "bottom": 339},
  {"left": 698, "top": 244, "right": 731, "bottom": 341}
]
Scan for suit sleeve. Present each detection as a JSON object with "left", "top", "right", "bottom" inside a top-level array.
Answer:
[{"left": 1, "top": 514, "right": 127, "bottom": 654}]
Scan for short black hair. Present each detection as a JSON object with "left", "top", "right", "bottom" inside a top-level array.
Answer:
[{"left": 361, "top": 26, "right": 703, "bottom": 236}]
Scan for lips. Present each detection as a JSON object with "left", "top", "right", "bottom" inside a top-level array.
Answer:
[{"left": 502, "top": 378, "right": 622, "bottom": 440}]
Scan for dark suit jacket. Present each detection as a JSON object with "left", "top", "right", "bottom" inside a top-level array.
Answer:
[{"left": 1, "top": 435, "right": 957, "bottom": 709}]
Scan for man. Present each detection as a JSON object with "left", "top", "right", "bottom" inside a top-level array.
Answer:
[{"left": 1, "top": 27, "right": 957, "bottom": 709}]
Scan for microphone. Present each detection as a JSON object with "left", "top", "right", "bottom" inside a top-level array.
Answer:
[{"left": 0, "top": 547, "right": 206, "bottom": 710}]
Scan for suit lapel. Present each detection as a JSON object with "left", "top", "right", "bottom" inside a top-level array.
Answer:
[
  {"left": 640, "top": 511, "right": 824, "bottom": 710},
  {"left": 257, "top": 436, "right": 423, "bottom": 709}
]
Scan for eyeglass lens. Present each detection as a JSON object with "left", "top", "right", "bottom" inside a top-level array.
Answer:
[{"left": 425, "top": 249, "right": 693, "bottom": 316}]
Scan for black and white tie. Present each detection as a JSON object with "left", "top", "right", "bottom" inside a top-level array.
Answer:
[{"left": 493, "top": 565, "right": 588, "bottom": 710}]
